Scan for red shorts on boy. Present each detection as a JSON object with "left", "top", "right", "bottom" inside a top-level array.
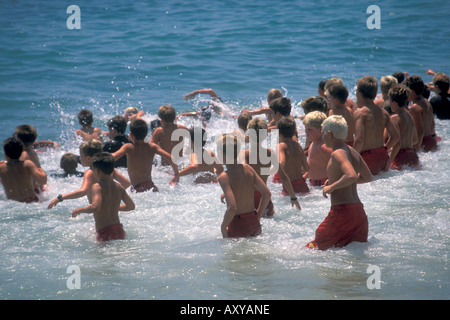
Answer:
[
  {"left": 360, "top": 147, "right": 389, "bottom": 175},
  {"left": 254, "top": 191, "right": 274, "bottom": 217},
  {"left": 306, "top": 202, "right": 368, "bottom": 250},
  {"left": 391, "top": 148, "right": 419, "bottom": 170},
  {"left": 281, "top": 178, "right": 309, "bottom": 195},
  {"left": 227, "top": 211, "right": 261, "bottom": 238},
  {"left": 422, "top": 134, "right": 437, "bottom": 152},
  {"left": 96, "top": 223, "right": 126, "bottom": 242}
]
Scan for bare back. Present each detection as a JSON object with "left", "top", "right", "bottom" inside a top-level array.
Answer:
[
  {"left": 244, "top": 147, "right": 272, "bottom": 184},
  {"left": 354, "top": 103, "right": 391, "bottom": 152},
  {"left": 223, "top": 164, "right": 258, "bottom": 214},
  {"left": 391, "top": 110, "right": 417, "bottom": 149},
  {"left": 0, "top": 160, "right": 38, "bottom": 202},
  {"left": 124, "top": 141, "right": 157, "bottom": 186},
  {"left": 151, "top": 123, "right": 188, "bottom": 165},
  {"left": 92, "top": 180, "right": 123, "bottom": 231},
  {"left": 329, "top": 106, "right": 355, "bottom": 143},
  {"left": 410, "top": 97, "right": 435, "bottom": 137},
  {"left": 279, "top": 139, "right": 307, "bottom": 181}
]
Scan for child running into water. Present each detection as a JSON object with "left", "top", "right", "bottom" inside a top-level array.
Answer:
[
  {"left": 72, "top": 152, "right": 135, "bottom": 242},
  {"left": 306, "top": 115, "right": 372, "bottom": 250},
  {"left": 0, "top": 137, "right": 47, "bottom": 203},
  {"left": 217, "top": 134, "right": 271, "bottom": 238},
  {"left": 47, "top": 139, "right": 130, "bottom": 208},
  {"left": 302, "top": 111, "right": 332, "bottom": 187},
  {"left": 387, "top": 85, "right": 420, "bottom": 170},
  {"left": 112, "top": 119, "right": 179, "bottom": 192},
  {"left": 76, "top": 109, "right": 103, "bottom": 142}
]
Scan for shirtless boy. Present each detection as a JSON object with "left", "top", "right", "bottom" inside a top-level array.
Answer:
[
  {"left": 326, "top": 83, "right": 355, "bottom": 146},
  {"left": 112, "top": 119, "right": 179, "bottom": 192},
  {"left": 76, "top": 109, "right": 103, "bottom": 141},
  {"left": 217, "top": 134, "right": 271, "bottom": 238},
  {"left": 302, "top": 111, "right": 332, "bottom": 187},
  {"left": 175, "top": 127, "right": 223, "bottom": 184},
  {"left": 242, "top": 88, "right": 283, "bottom": 125},
  {"left": 47, "top": 139, "right": 130, "bottom": 208},
  {"left": 387, "top": 85, "right": 419, "bottom": 170},
  {"left": 404, "top": 75, "right": 437, "bottom": 152},
  {"left": 151, "top": 104, "right": 189, "bottom": 166},
  {"left": 306, "top": 115, "right": 372, "bottom": 250},
  {"left": 276, "top": 117, "right": 310, "bottom": 198},
  {"left": 0, "top": 137, "right": 47, "bottom": 203},
  {"left": 353, "top": 76, "right": 400, "bottom": 175},
  {"left": 72, "top": 152, "right": 135, "bottom": 242}
]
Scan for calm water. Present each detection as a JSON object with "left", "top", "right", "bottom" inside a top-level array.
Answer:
[{"left": 0, "top": 0, "right": 449, "bottom": 300}]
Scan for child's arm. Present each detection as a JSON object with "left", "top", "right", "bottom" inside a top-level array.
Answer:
[
  {"left": 276, "top": 144, "right": 301, "bottom": 210},
  {"left": 119, "top": 187, "right": 135, "bottom": 212},
  {"left": 26, "top": 160, "right": 47, "bottom": 187},
  {"left": 112, "top": 169, "right": 130, "bottom": 189},
  {"left": 72, "top": 183, "right": 102, "bottom": 217},
  {"left": 184, "top": 89, "right": 219, "bottom": 100},
  {"left": 111, "top": 143, "right": 130, "bottom": 161},
  {"left": 218, "top": 173, "right": 237, "bottom": 238},
  {"left": 357, "top": 153, "right": 372, "bottom": 184},
  {"left": 151, "top": 142, "right": 180, "bottom": 184},
  {"left": 252, "top": 169, "right": 272, "bottom": 219},
  {"left": 47, "top": 170, "right": 92, "bottom": 209},
  {"left": 322, "top": 150, "right": 358, "bottom": 198}
]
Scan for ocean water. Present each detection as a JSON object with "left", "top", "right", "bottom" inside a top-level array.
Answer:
[{"left": 0, "top": 0, "right": 449, "bottom": 300}]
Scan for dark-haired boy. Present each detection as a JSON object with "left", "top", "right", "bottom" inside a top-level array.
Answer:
[
  {"left": 429, "top": 72, "right": 450, "bottom": 120},
  {"left": 76, "top": 109, "right": 103, "bottom": 141},
  {"left": 103, "top": 115, "right": 131, "bottom": 168},
  {"left": 326, "top": 84, "right": 355, "bottom": 146},
  {"left": 0, "top": 137, "right": 47, "bottom": 203},
  {"left": 405, "top": 75, "right": 437, "bottom": 152},
  {"left": 112, "top": 119, "right": 180, "bottom": 192},
  {"left": 72, "top": 152, "right": 135, "bottom": 242}
]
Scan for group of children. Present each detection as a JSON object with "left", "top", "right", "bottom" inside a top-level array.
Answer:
[{"left": 0, "top": 70, "right": 447, "bottom": 249}]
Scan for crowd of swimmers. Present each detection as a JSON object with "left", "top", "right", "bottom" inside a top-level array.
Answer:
[{"left": 0, "top": 70, "right": 448, "bottom": 249}]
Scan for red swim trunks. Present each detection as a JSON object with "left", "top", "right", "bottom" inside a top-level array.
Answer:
[
  {"left": 422, "top": 134, "right": 437, "bottom": 152},
  {"left": 96, "top": 223, "right": 126, "bottom": 242},
  {"left": 360, "top": 147, "right": 389, "bottom": 175},
  {"left": 309, "top": 178, "right": 328, "bottom": 187},
  {"left": 281, "top": 178, "right": 309, "bottom": 195},
  {"left": 391, "top": 148, "right": 419, "bottom": 170},
  {"left": 306, "top": 203, "right": 368, "bottom": 250},
  {"left": 131, "top": 181, "right": 159, "bottom": 193},
  {"left": 254, "top": 191, "right": 275, "bottom": 218},
  {"left": 272, "top": 172, "right": 281, "bottom": 183},
  {"left": 227, "top": 211, "right": 262, "bottom": 238}
]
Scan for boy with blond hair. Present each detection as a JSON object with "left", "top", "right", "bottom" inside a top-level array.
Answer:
[
  {"left": 113, "top": 119, "right": 179, "bottom": 192},
  {"left": 302, "top": 111, "right": 332, "bottom": 187},
  {"left": 217, "top": 134, "right": 271, "bottom": 238},
  {"left": 151, "top": 104, "right": 189, "bottom": 166},
  {"left": 306, "top": 115, "right": 372, "bottom": 250},
  {"left": 72, "top": 152, "right": 135, "bottom": 242},
  {"left": 375, "top": 75, "right": 398, "bottom": 114},
  {"left": 353, "top": 76, "right": 400, "bottom": 175}
]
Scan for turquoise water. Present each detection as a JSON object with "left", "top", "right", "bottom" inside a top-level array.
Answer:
[{"left": 0, "top": 0, "right": 449, "bottom": 300}]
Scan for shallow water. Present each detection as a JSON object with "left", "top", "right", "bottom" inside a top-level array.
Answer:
[{"left": 0, "top": 0, "right": 449, "bottom": 300}]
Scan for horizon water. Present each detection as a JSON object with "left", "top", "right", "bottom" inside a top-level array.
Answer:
[{"left": 0, "top": 0, "right": 449, "bottom": 300}]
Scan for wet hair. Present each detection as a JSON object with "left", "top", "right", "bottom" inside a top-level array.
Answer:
[
  {"left": 324, "top": 78, "right": 343, "bottom": 93},
  {"left": 322, "top": 115, "right": 348, "bottom": 140},
  {"left": 404, "top": 75, "right": 425, "bottom": 96},
  {"left": 326, "top": 83, "right": 349, "bottom": 104},
  {"left": 318, "top": 79, "right": 328, "bottom": 91},
  {"left": 129, "top": 119, "right": 148, "bottom": 140},
  {"left": 269, "top": 97, "right": 292, "bottom": 116},
  {"left": 267, "top": 88, "right": 283, "bottom": 103},
  {"left": 77, "top": 109, "right": 94, "bottom": 126},
  {"left": 107, "top": 116, "right": 127, "bottom": 135},
  {"left": 388, "top": 85, "right": 411, "bottom": 108},
  {"left": 247, "top": 117, "right": 268, "bottom": 143},
  {"left": 158, "top": 104, "right": 176, "bottom": 122},
  {"left": 91, "top": 152, "right": 115, "bottom": 175},
  {"left": 3, "top": 137, "right": 23, "bottom": 160},
  {"left": 392, "top": 72, "right": 405, "bottom": 84},
  {"left": 216, "top": 134, "right": 240, "bottom": 161},
  {"left": 301, "top": 96, "right": 328, "bottom": 114},
  {"left": 80, "top": 139, "right": 103, "bottom": 157},
  {"left": 380, "top": 75, "right": 398, "bottom": 96},
  {"left": 15, "top": 124, "right": 37, "bottom": 146},
  {"left": 189, "top": 127, "right": 206, "bottom": 147},
  {"left": 60, "top": 152, "right": 79, "bottom": 173},
  {"left": 356, "top": 76, "right": 378, "bottom": 99},
  {"left": 277, "top": 116, "right": 296, "bottom": 138},
  {"left": 237, "top": 112, "right": 252, "bottom": 131},
  {"left": 432, "top": 72, "right": 449, "bottom": 93},
  {"left": 303, "top": 111, "right": 327, "bottom": 129}
]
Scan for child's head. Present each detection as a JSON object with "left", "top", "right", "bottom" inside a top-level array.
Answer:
[
  {"left": 247, "top": 117, "right": 268, "bottom": 144},
  {"left": 124, "top": 106, "right": 139, "bottom": 116},
  {"left": 321, "top": 115, "right": 348, "bottom": 140},
  {"left": 380, "top": 75, "right": 398, "bottom": 96},
  {"left": 15, "top": 124, "right": 37, "bottom": 147},
  {"left": 432, "top": 72, "right": 449, "bottom": 94},
  {"left": 3, "top": 137, "right": 23, "bottom": 160},
  {"left": 60, "top": 152, "right": 79, "bottom": 174},
  {"left": 107, "top": 116, "right": 127, "bottom": 135},
  {"left": 129, "top": 119, "right": 148, "bottom": 140},
  {"left": 303, "top": 111, "right": 327, "bottom": 142},
  {"left": 158, "top": 104, "right": 176, "bottom": 123},
  {"left": 92, "top": 152, "right": 115, "bottom": 176},
  {"left": 326, "top": 83, "right": 349, "bottom": 105},
  {"left": 216, "top": 134, "right": 240, "bottom": 164},
  {"left": 277, "top": 116, "right": 296, "bottom": 138},
  {"left": 79, "top": 139, "right": 103, "bottom": 166},
  {"left": 301, "top": 96, "right": 328, "bottom": 114},
  {"left": 392, "top": 72, "right": 405, "bottom": 84},
  {"left": 324, "top": 77, "right": 343, "bottom": 93},
  {"left": 388, "top": 84, "right": 411, "bottom": 109},
  {"left": 237, "top": 112, "right": 252, "bottom": 131},
  {"left": 77, "top": 109, "right": 94, "bottom": 126},
  {"left": 318, "top": 79, "right": 328, "bottom": 96},
  {"left": 356, "top": 76, "right": 378, "bottom": 100},
  {"left": 404, "top": 75, "right": 425, "bottom": 97},
  {"left": 267, "top": 88, "right": 283, "bottom": 104},
  {"left": 269, "top": 97, "right": 292, "bottom": 116}
]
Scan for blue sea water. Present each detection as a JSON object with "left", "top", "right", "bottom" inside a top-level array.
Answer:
[{"left": 0, "top": 0, "right": 449, "bottom": 300}]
